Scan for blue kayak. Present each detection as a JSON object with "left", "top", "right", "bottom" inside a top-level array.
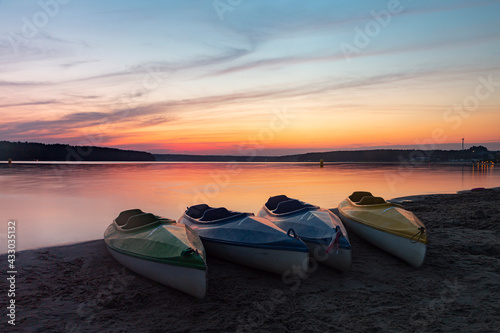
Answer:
[{"left": 179, "top": 204, "right": 309, "bottom": 275}]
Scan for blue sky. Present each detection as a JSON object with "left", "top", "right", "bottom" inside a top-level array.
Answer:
[{"left": 1, "top": 0, "right": 499, "bottom": 154}]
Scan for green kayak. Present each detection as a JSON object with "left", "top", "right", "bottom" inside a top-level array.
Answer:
[{"left": 104, "top": 209, "right": 207, "bottom": 298}]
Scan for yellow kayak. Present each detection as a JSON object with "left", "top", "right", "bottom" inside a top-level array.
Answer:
[{"left": 338, "top": 191, "right": 427, "bottom": 267}]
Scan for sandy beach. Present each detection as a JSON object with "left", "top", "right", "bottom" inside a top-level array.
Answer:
[{"left": 1, "top": 189, "right": 499, "bottom": 333}]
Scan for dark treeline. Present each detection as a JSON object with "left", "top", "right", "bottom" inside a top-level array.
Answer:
[
  {"left": 275, "top": 147, "right": 497, "bottom": 162},
  {"left": 155, "top": 146, "right": 498, "bottom": 163},
  {"left": 1, "top": 141, "right": 497, "bottom": 162},
  {"left": 278, "top": 149, "right": 495, "bottom": 162},
  {"left": 0, "top": 141, "right": 155, "bottom": 161}
]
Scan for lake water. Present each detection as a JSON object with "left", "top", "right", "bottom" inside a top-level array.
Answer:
[{"left": 1, "top": 162, "right": 498, "bottom": 253}]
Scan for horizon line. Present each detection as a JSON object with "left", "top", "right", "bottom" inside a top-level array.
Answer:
[{"left": 2, "top": 140, "right": 498, "bottom": 158}]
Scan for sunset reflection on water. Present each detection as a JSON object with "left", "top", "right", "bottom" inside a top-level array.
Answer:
[{"left": 0, "top": 162, "right": 498, "bottom": 252}]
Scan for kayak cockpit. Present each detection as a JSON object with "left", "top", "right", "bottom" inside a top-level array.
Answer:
[
  {"left": 115, "top": 209, "right": 143, "bottom": 226},
  {"left": 348, "top": 191, "right": 406, "bottom": 208},
  {"left": 348, "top": 191, "right": 389, "bottom": 206},
  {"left": 357, "top": 196, "right": 386, "bottom": 205},
  {"left": 264, "top": 195, "right": 317, "bottom": 215},
  {"left": 265, "top": 195, "right": 290, "bottom": 210},
  {"left": 185, "top": 204, "right": 250, "bottom": 223},
  {"left": 114, "top": 209, "right": 174, "bottom": 230},
  {"left": 349, "top": 191, "right": 375, "bottom": 203}
]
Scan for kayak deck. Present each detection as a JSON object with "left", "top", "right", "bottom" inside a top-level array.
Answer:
[{"left": 181, "top": 204, "right": 309, "bottom": 252}]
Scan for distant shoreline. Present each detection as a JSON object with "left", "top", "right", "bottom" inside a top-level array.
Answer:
[
  {"left": 0, "top": 160, "right": 493, "bottom": 165},
  {"left": 1, "top": 140, "right": 498, "bottom": 163}
]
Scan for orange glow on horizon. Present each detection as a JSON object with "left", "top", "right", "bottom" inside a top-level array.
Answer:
[{"left": 63, "top": 106, "right": 500, "bottom": 154}]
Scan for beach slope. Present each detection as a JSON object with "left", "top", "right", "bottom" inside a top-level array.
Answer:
[{"left": 1, "top": 190, "right": 499, "bottom": 332}]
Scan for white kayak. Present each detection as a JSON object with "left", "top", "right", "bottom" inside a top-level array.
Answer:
[{"left": 258, "top": 195, "right": 352, "bottom": 272}]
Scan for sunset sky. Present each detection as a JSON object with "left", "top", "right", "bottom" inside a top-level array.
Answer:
[{"left": 1, "top": 0, "right": 499, "bottom": 155}]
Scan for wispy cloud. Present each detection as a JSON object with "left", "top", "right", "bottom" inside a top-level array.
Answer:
[
  {"left": 0, "top": 104, "right": 176, "bottom": 138},
  {"left": 0, "top": 80, "right": 48, "bottom": 86},
  {"left": 0, "top": 100, "right": 58, "bottom": 108},
  {"left": 206, "top": 32, "right": 500, "bottom": 79},
  {"left": 60, "top": 59, "right": 100, "bottom": 69}
]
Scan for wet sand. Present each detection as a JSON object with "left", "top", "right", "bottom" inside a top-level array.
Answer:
[{"left": 1, "top": 189, "right": 499, "bottom": 332}]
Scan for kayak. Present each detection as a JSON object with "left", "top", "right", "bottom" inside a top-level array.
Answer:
[
  {"left": 104, "top": 209, "right": 207, "bottom": 298},
  {"left": 338, "top": 192, "right": 428, "bottom": 267},
  {"left": 258, "top": 195, "right": 352, "bottom": 272},
  {"left": 179, "top": 204, "right": 309, "bottom": 275}
]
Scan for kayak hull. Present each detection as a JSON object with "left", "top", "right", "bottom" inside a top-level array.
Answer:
[
  {"left": 106, "top": 246, "right": 207, "bottom": 298},
  {"left": 201, "top": 239, "right": 308, "bottom": 275},
  {"left": 303, "top": 240, "right": 352, "bottom": 272}
]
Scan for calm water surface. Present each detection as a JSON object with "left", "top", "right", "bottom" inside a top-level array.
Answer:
[{"left": 0, "top": 162, "right": 498, "bottom": 253}]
